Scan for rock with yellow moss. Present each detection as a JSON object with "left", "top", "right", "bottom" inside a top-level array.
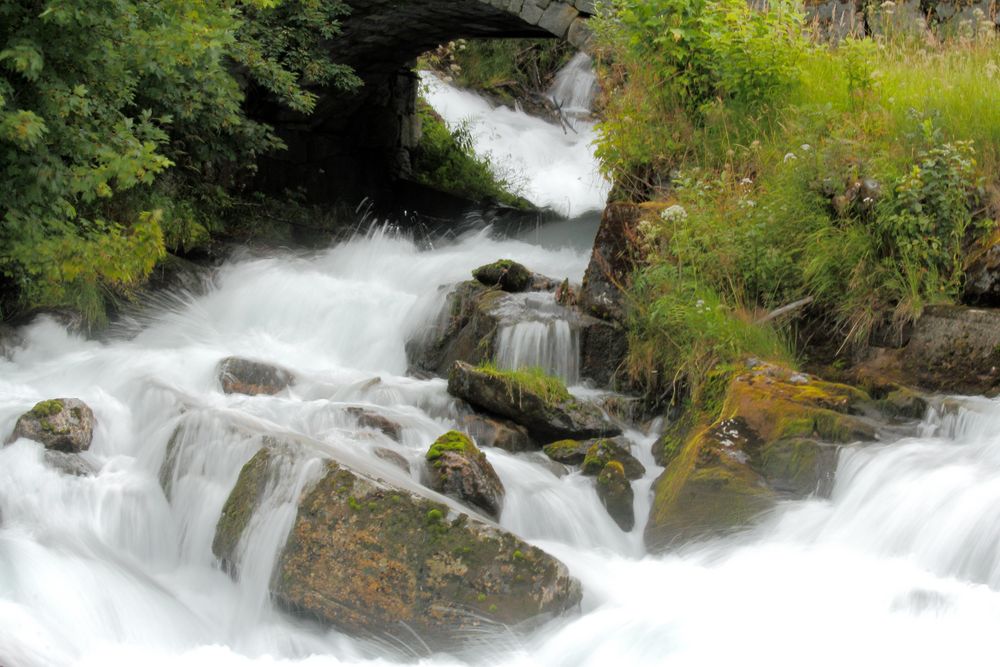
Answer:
[
  {"left": 645, "top": 362, "right": 878, "bottom": 551},
  {"left": 425, "top": 431, "right": 505, "bottom": 519},
  {"left": 215, "top": 444, "right": 581, "bottom": 650}
]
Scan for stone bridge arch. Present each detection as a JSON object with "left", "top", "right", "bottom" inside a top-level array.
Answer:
[{"left": 252, "top": 0, "right": 595, "bottom": 210}]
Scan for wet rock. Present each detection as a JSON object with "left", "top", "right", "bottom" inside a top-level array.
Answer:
[
  {"left": 5, "top": 398, "right": 96, "bottom": 453},
  {"left": 472, "top": 259, "right": 533, "bottom": 292},
  {"left": 580, "top": 438, "right": 645, "bottom": 480},
  {"left": 43, "top": 450, "right": 97, "bottom": 477},
  {"left": 218, "top": 357, "right": 295, "bottom": 396},
  {"left": 407, "top": 281, "right": 505, "bottom": 376},
  {"left": 899, "top": 305, "right": 1000, "bottom": 395},
  {"left": 458, "top": 413, "right": 534, "bottom": 453},
  {"left": 347, "top": 407, "right": 402, "bottom": 441},
  {"left": 374, "top": 447, "right": 410, "bottom": 471},
  {"left": 215, "top": 447, "right": 581, "bottom": 650},
  {"left": 596, "top": 461, "right": 635, "bottom": 531},
  {"left": 213, "top": 442, "right": 281, "bottom": 575},
  {"left": 579, "top": 317, "right": 628, "bottom": 389},
  {"left": 646, "top": 362, "right": 877, "bottom": 550},
  {"left": 580, "top": 202, "right": 644, "bottom": 322},
  {"left": 425, "top": 431, "right": 505, "bottom": 519},
  {"left": 447, "top": 361, "right": 620, "bottom": 441},
  {"left": 542, "top": 438, "right": 590, "bottom": 465}
]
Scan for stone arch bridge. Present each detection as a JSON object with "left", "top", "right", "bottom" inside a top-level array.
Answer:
[{"left": 252, "top": 0, "right": 595, "bottom": 208}]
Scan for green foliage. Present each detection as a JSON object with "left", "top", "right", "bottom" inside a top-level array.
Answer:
[
  {"left": 412, "top": 100, "right": 527, "bottom": 207},
  {"left": 593, "top": 0, "right": 807, "bottom": 196},
  {"left": 426, "top": 431, "right": 474, "bottom": 461},
  {"left": 0, "top": 0, "right": 356, "bottom": 324}
]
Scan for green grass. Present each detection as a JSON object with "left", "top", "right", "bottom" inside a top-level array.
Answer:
[
  {"left": 475, "top": 363, "right": 572, "bottom": 405},
  {"left": 594, "top": 6, "right": 1000, "bottom": 388}
]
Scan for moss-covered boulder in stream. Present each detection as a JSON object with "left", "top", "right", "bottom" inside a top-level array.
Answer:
[
  {"left": 213, "top": 446, "right": 581, "bottom": 650},
  {"left": 448, "top": 362, "right": 620, "bottom": 441},
  {"left": 472, "top": 259, "right": 533, "bottom": 292},
  {"left": 5, "top": 398, "right": 96, "bottom": 453},
  {"left": 581, "top": 438, "right": 645, "bottom": 480},
  {"left": 646, "top": 362, "right": 878, "bottom": 551},
  {"left": 425, "top": 431, "right": 505, "bottom": 519}
]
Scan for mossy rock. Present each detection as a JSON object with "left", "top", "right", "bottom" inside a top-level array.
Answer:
[
  {"left": 646, "top": 361, "right": 878, "bottom": 551},
  {"left": 542, "top": 439, "right": 588, "bottom": 465},
  {"left": 425, "top": 431, "right": 505, "bottom": 519},
  {"left": 448, "top": 361, "right": 620, "bottom": 441},
  {"left": 5, "top": 398, "right": 95, "bottom": 453},
  {"left": 472, "top": 259, "right": 532, "bottom": 292},
  {"left": 242, "top": 454, "right": 582, "bottom": 650},
  {"left": 596, "top": 461, "right": 634, "bottom": 531},
  {"left": 213, "top": 444, "right": 281, "bottom": 575},
  {"left": 581, "top": 438, "right": 645, "bottom": 480}
]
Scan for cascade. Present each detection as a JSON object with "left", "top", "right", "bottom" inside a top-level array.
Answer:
[{"left": 2, "top": 75, "right": 1000, "bottom": 667}]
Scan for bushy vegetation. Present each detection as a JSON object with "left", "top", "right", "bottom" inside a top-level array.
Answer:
[
  {"left": 0, "top": 0, "right": 357, "bottom": 325},
  {"left": 594, "top": 0, "right": 1000, "bottom": 393}
]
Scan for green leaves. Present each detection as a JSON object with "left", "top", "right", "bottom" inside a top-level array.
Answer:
[{"left": 0, "top": 42, "right": 43, "bottom": 80}]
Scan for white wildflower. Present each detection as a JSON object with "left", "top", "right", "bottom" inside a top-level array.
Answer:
[
  {"left": 800, "top": 144, "right": 812, "bottom": 152},
  {"left": 783, "top": 152, "right": 798, "bottom": 163},
  {"left": 740, "top": 177, "right": 753, "bottom": 185},
  {"left": 660, "top": 204, "right": 688, "bottom": 223}
]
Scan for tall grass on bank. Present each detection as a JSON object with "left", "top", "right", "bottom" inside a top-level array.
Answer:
[{"left": 593, "top": 0, "right": 1000, "bottom": 394}]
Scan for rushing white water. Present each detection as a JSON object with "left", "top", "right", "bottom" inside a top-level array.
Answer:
[
  {"left": 547, "top": 53, "right": 599, "bottom": 118},
  {"left": 420, "top": 64, "right": 609, "bottom": 217},
  {"left": 4, "top": 220, "right": 1000, "bottom": 666},
  {"left": 5, "top": 64, "right": 1000, "bottom": 667},
  {"left": 493, "top": 292, "right": 581, "bottom": 384}
]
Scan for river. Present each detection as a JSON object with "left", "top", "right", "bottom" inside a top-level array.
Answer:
[{"left": 2, "top": 57, "right": 1000, "bottom": 667}]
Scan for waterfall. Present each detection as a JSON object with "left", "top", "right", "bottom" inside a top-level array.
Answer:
[
  {"left": 420, "top": 61, "right": 609, "bottom": 217},
  {"left": 4, "top": 68, "right": 1000, "bottom": 667},
  {"left": 548, "top": 52, "right": 599, "bottom": 119}
]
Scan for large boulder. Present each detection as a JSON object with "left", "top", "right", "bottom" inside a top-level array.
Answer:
[
  {"left": 5, "top": 398, "right": 96, "bottom": 453},
  {"left": 425, "top": 431, "right": 505, "bottom": 519},
  {"left": 596, "top": 461, "right": 635, "bottom": 532},
  {"left": 579, "top": 317, "right": 629, "bottom": 389},
  {"left": 472, "top": 259, "right": 533, "bottom": 293},
  {"left": 447, "top": 361, "right": 621, "bottom": 441},
  {"left": 218, "top": 357, "right": 295, "bottom": 396},
  {"left": 215, "top": 446, "right": 581, "bottom": 649},
  {"left": 646, "top": 362, "right": 877, "bottom": 550}
]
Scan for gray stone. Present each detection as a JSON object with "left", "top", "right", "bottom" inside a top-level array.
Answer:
[
  {"left": 538, "top": 3, "right": 579, "bottom": 38},
  {"left": 425, "top": 431, "right": 505, "bottom": 519},
  {"left": 900, "top": 305, "right": 1000, "bottom": 395}
]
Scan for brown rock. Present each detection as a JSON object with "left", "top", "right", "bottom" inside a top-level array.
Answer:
[
  {"left": 458, "top": 413, "right": 535, "bottom": 453},
  {"left": 348, "top": 407, "right": 402, "bottom": 441},
  {"left": 6, "top": 398, "right": 95, "bottom": 453},
  {"left": 596, "top": 461, "right": 635, "bottom": 531},
  {"left": 218, "top": 357, "right": 294, "bottom": 396}
]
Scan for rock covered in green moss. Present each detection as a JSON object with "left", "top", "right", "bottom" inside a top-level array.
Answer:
[
  {"left": 448, "top": 361, "right": 620, "bottom": 441},
  {"left": 5, "top": 398, "right": 95, "bottom": 453},
  {"left": 472, "top": 259, "right": 533, "bottom": 292},
  {"left": 646, "top": 362, "right": 878, "bottom": 551},
  {"left": 218, "top": 449, "right": 581, "bottom": 650},
  {"left": 596, "top": 461, "right": 634, "bottom": 531},
  {"left": 425, "top": 431, "right": 505, "bottom": 519},
  {"left": 542, "top": 438, "right": 589, "bottom": 465},
  {"left": 218, "top": 357, "right": 295, "bottom": 396},
  {"left": 213, "top": 443, "right": 282, "bottom": 575},
  {"left": 581, "top": 438, "right": 645, "bottom": 480}
]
